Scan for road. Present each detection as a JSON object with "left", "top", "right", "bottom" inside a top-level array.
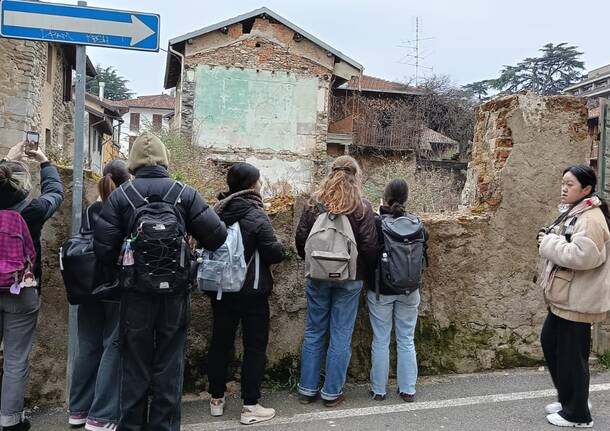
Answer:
[{"left": 31, "top": 367, "right": 610, "bottom": 430}]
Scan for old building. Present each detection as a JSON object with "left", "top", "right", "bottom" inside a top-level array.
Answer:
[
  {"left": 163, "top": 7, "right": 362, "bottom": 191},
  {"left": 112, "top": 94, "right": 175, "bottom": 151},
  {"left": 84, "top": 93, "right": 122, "bottom": 173},
  {"left": 0, "top": 38, "right": 95, "bottom": 161},
  {"left": 329, "top": 75, "right": 459, "bottom": 160},
  {"left": 564, "top": 63, "right": 610, "bottom": 170}
]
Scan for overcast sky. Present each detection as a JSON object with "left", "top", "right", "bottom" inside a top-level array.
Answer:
[{"left": 67, "top": 0, "right": 610, "bottom": 96}]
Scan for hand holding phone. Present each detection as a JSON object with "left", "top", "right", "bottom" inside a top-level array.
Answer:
[{"left": 25, "top": 131, "right": 39, "bottom": 152}]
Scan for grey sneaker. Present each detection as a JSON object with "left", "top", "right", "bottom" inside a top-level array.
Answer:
[
  {"left": 210, "top": 397, "right": 225, "bottom": 417},
  {"left": 240, "top": 403, "right": 276, "bottom": 425}
]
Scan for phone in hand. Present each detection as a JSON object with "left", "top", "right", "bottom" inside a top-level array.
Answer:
[{"left": 25, "top": 131, "right": 39, "bottom": 152}]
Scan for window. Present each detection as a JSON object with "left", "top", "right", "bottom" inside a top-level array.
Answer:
[
  {"left": 63, "top": 64, "right": 72, "bottom": 102},
  {"left": 152, "top": 114, "right": 163, "bottom": 130},
  {"left": 46, "top": 45, "right": 53, "bottom": 83},
  {"left": 130, "top": 112, "right": 140, "bottom": 132}
]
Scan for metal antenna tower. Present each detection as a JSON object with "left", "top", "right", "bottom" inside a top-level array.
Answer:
[{"left": 398, "top": 16, "right": 433, "bottom": 86}]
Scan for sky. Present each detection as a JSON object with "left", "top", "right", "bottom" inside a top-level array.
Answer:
[{"left": 58, "top": 0, "right": 610, "bottom": 97}]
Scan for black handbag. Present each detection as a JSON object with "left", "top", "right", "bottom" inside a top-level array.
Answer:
[{"left": 59, "top": 206, "right": 118, "bottom": 304}]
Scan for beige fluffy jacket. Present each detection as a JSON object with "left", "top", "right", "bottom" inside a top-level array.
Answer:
[{"left": 539, "top": 206, "right": 610, "bottom": 323}]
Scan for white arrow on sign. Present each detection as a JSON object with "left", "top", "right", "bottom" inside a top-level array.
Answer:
[{"left": 4, "top": 9, "right": 155, "bottom": 46}]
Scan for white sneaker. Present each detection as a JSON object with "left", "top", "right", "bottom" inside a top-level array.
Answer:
[
  {"left": 240, "top": 403, "right": 276, "bottom": 425},
  {"left": 546, "top": 413, "right": 593, "bottom": 428},
  {"left": 544, "top": 401, "right": 592, "bottom": 415},
  {"left": 210, "top": 397, "right": 225, "bottom": 417}
]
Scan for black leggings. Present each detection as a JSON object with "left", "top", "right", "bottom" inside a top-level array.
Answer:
[
  {"left": 207, "top": 295, "right": 270, "bottom": 405},
  {"left": 540, "top": 311, "right": 592, "bottom": 423}
]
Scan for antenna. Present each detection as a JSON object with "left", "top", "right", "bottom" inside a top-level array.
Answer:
[{"left": 398, "top": 16, "right": 433, "bottom": 86}]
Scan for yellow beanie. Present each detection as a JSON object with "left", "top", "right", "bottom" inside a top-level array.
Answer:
[{"left": 127, "top": 132, "right": 170, "bottom": 173}]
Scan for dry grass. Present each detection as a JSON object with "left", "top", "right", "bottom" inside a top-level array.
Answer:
[{"left": 360, "top": 156, "right": 463, "bottom": 213}]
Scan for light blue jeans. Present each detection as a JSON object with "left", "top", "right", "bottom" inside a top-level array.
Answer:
[
  {"left": 298, "top": 279, "right": 363, "bottom": 400},
  {"left": 0, "top": 288, "right": 40, "bottom": 427},
  {"left": 367, "top": 289, "right": 420, "bottom": 396}
]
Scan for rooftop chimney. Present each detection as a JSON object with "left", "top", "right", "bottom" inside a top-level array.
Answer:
[{"left": 99, "top": 81, "right": 105, "bottom": 100}]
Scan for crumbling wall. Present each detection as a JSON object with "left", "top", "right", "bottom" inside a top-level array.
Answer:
[
  {"left": 28, "top": 167, "right": 98, "bottom": 403},
  {"left": 30, "top": 93, "right": 590, "bottom": 404}
]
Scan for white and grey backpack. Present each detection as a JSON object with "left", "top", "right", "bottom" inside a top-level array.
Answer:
[{"left": 197, "top": 222, "right": 258, "bottom": 299}]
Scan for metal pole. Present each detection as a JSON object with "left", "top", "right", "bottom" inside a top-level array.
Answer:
[
  {"left": 67, "top": 0, "right": 87, "bottom": 403},
  {"left": 600, "top": 98, "right": 608, "bottom": 200}
]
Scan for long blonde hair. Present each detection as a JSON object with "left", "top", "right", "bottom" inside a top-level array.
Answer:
[{"left": 311, "top": 155, "right": 364, "bottom": 215}]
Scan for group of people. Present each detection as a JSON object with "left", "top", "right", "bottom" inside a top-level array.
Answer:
[{"left": 0, "top": 130, "right": 609, "bottom": 431}]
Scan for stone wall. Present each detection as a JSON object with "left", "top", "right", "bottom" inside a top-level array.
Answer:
[
  {"left": 0, "top": 39, "right": 74, "bottom": 161},
  {"left": 29, "top": 93, "right": 591, "bottom": 404}
]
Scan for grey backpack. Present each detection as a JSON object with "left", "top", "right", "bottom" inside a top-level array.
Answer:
[
  {"left": 197, "top": 222, "right": 258, "bottom": 300},
  {"left": 304, "top": 205, "right": 358, "bottom": 281},
  {"left": 378, "top": 214, "right": 426, "bottom": 296}
]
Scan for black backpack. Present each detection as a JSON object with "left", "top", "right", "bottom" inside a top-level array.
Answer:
[
  {"left": 59, "top": 205, "right": 117, "bottom": 304},
  {"left": 118, "top": 180, "right": 191, "bottom": 294},
  {"left": 377, "top": 214, "right": 427, "bottom": 298}
]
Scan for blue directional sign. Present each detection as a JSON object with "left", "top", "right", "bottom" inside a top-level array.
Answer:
[{"left": 0, "top": 0, "right": 159, "bottom": 51}]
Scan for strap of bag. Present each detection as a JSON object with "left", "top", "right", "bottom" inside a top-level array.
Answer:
[
  {"left": 564, "top": 217, "right": 578, "bottom": 243},
  {"left": 120, "top": 182, "right": 148, "bottom": 210},
  {"left": 162, "top": 181, "right": 185, "bottom": 206}
]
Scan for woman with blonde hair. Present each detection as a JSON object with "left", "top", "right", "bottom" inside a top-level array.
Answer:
[{"left": 295, "top": 155, "right": 378, "bottom": 407}]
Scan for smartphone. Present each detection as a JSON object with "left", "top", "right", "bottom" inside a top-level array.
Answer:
[{"left": 25, "top": 131, "right": 39, "bottom": 152}]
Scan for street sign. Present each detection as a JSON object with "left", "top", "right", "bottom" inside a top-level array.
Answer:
[{"left": 0, "top": 0, "right": 159, "bottom": 51}]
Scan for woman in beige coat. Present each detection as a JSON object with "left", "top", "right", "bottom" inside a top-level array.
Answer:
[{"left": 537, "top": 165, "right": 610, "bottom": 428}]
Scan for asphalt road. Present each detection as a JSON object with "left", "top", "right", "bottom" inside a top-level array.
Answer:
[{"left": 31, "top": 367, "right": 610, "bottom": 430}]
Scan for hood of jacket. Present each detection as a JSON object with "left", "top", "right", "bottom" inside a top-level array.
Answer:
[
  {"left": 214, "top": 190, "right": 264, "bottom": 226},
  {"left": 127, "top": 132, "right": 170, "bottom": 173}
]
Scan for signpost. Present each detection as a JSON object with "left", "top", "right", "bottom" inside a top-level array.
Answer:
[
  {"left": 0, "top": 0, "right": 159, "bottom": 50},
  {"left": 0, "top": 0, "right": 159, "bottom": 401}
]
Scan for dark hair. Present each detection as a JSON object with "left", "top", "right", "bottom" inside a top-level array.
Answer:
[
  {"left": 383, "top": 179, "right": 409, "bottom": 217},
  {"left": 0, "top": 164, "right": 12, "bottom": 189},
  {"left": 563, "top": 164, "right": 610, "bottom": 229},
  {"left": 98, "top": 160, "right": 130, "bottom": 202},
  {"left": 227, "top": 162, "right": 260, "bottom": 194}
]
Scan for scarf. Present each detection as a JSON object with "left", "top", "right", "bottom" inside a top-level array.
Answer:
[
  {"left": 214, "top": 189, "right": 264, "bottom": 216},
  {"left": 539, "top": 196, "right": 602, "bottom": 288}
]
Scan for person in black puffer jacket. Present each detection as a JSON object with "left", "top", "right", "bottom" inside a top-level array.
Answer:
[
  {"left": 206, "top": 163, "right": 284, "bottom": 426},
  {"left": 94, "top": 132, "right": 227, "bottom": 431}
]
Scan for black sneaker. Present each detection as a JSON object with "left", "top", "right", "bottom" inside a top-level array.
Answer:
[
  {"left": 298, "top": 393, "right": 317, "bottom": 405},
  {"left": 4, "top": 419, "right": 31, "bottom": 431},
  {"left": 323, "top": 394, "right": 346, "bottom": 408},
  {"left": 369, "top": 391, "right": 386, "bottom": 401}
]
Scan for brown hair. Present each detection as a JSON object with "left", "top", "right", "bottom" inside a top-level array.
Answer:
[
  {"left": 311, "top": 155, "right": 364, "bottom": 215},
  {"left": 98, "top": 160, "right": 130, "bottom": 202}
]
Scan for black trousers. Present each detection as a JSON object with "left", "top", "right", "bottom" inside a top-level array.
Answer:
[
  {"left": 207, "top": 295, "right": 270, "bottom": 404},
  {"left": 540, "top": 311, "right": 592, "bottom": 424},
  {"left": 118, "top": 291, "right": 189, "bottom": 431}
]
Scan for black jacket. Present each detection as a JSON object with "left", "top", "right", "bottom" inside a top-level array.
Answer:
[
  {"left": 213, "top": 190, "right": 284, "bottom": 297},
  {"left": 94, "top": 165, "right": 227, "bottom": 265},
  {"left": 295, "top": 199, "right": 379, "bottom": 281},
  {"left": 0, "top": 162, "right": 64, "bottom": 287}
]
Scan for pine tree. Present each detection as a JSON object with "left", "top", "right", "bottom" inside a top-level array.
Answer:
[{"left": 86, "top": 65, "right": 134, "bottom": 101}]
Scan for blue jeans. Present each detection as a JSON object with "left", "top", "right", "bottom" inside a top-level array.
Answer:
[
  {"left": 69, "top": 301, "right": 120, "bottom": 422},
  {"left": 0, "top": 288, "right": 40, "bottom": 427},
  {"left": 298, "top": 279, "right": 362, "bottom": 400},
  {"left": 367, "top": 289, "right": 420, "bottom": 396}
]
